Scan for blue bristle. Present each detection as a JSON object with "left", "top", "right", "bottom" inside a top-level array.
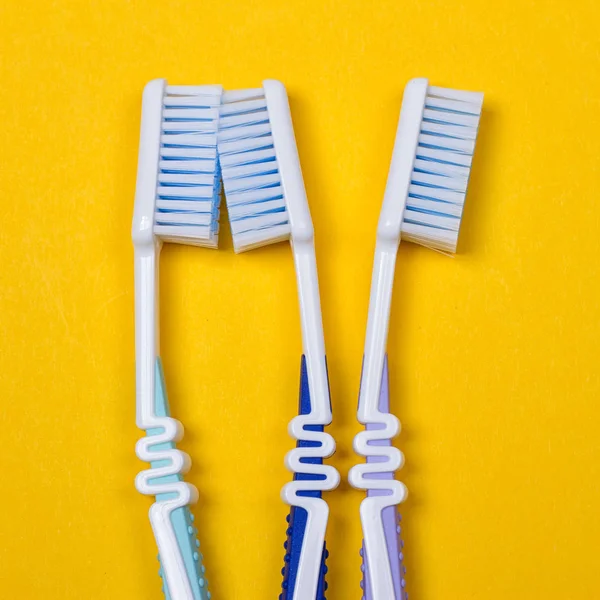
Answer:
[
  {"left": 401, "top": 85, "right": 483, "bottom": 253},
  {"left": 153, "top": 85, "right": 223, "bottom": 247}
]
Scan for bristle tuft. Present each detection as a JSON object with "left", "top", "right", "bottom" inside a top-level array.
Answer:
[
  {"left": 217, "top": 88, "right": 290, "bottom": 253},
  {"left": 402, "top": 85, "right": 483, "bottom": 254},
  {"left": 154, "top": 85, "right": 223, "bottom": 248}
]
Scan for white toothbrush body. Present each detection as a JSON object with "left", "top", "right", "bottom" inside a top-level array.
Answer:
[{"left": 349, "top": 78, "right": 484, "bottom": 599}]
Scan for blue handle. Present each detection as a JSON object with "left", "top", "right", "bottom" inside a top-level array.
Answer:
[{"left": 280, "top": 355, "right": 329, "bottom": 600}]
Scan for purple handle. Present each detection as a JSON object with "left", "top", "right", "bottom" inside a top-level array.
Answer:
[{"left": 361, "top": 356, "right": 407, "bottom": 600}]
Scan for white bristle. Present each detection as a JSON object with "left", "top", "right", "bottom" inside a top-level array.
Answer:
[
  {"left": 221, "top": 88, "right": 265, "bottom": 103},
  {"left": 217, "top": 88, "right": 291, "bottom": 253},
  {"left": 401, "top": 84, "right": 483, "bottom": 254},
  {"left": 154, "top": 85, "right": 223, "bottom": 248}
]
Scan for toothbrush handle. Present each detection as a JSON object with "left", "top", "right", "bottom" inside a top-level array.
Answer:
[
  {"left": 151, "top": 479, "right": 209, "bottom": 600},
  {"left": 358, "top": 356, "right": 407, "bottom": 600},
  {"left": 137, "top": 359, "right": 211, "bottom": 600},
  {"left": 156, "top": 506, "right": 208, "bottom": 600},
  {"left": 281, "top": 510, "right": 328, "bottom": 600},
  {"left": 360, "top": 508, "right": 406, "bottom": 600},
  {"left": 280, "top": 356, "right": 330, "bottom": 600}
]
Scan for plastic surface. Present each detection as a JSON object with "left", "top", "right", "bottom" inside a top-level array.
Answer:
[
  {"left": 281, "top": 355, "right": 338, "bottom": 600},
  {"left": 132, "top": 79, "right": 221, "bottom": 600},
  {"left": 349, "top": 356, "right": 406, "bottom": 599},
  {"left": 133, "top": 78, "right": 166, "bottom": 430},
  {"left": 136, "top": 359, "right": 209, "bottom": 600},
  {"left": 262, "top": 79, "right": 332, "bottom": 428},
  {"left": 148, "top": 360, "right": 211, "bottom": 600},
  {"left": 217, "top": 81, "right": 339, "bottom": 600},
  {"left": 263, "top": 79, "right": 340, "bottom": 600},
  {"left": 280, "top": 356, "right": 329, "bottom": 600},
  {"left": 360, "top": 357, "right": 407, "bottom": 600},
  {"left": 351, "top": 79, "right": 483, "bottom": 599},
  {"left": 357, "top": 78, "right": 428, "bottom": 430},
  {"left": 361, "top": 510, "right": 406, "bottom": 600},
  {"left": 133, "top": 79, "right": 223, "bottom": 427},
  {"left": 357, "top": 78, "right": 484, "bottom": 428},
  {"left": 267, "top": 80, "right": 340, "bottom": 599}
]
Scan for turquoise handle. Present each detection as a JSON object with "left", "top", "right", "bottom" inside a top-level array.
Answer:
[
  {"left": 158, "top": 507, "right": 209, "bottom": 600},
  {"left": 147, "top": 359, "right": 211, "bottom": 600}
]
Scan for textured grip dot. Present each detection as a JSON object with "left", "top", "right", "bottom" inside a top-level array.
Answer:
[
  {"left": 157, "top": 506, "right": 211, "bottom": 600},
  {"left": 148, "top": 360, "right": 211, "bottom": 600},
  {"left": 281, "top": 508, "right": 328, "bottom": 599},
  {"left": 360, "top": 508, "right": 408, "bottom": 600}
]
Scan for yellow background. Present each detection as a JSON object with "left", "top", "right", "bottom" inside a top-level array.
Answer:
[{"left": 1, "top": 0, "right": 599, "bottom": 598}]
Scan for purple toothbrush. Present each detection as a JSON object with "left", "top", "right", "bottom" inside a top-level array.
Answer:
[{"left": 348, "top": 78, "right": 484, "bottom": 598}]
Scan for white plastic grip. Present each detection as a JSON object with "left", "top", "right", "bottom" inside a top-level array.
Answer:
[
  {"left": 358, "top": 78, "right": 428, "bottom": 424},
  {"left": 135, "top": 427, "right": 197, "bottom": 600},
  {"left": 263, "top": 79, "right": 313, "bottom": 244},
  {"left": 282, "top": 444, "right": 338, "bottom": 600},
  {"left": 264, "top": 80, "right": 339, "bottom": 600},
  {"left": 263, "top": 79, "right": 331, "bottom": 427},
  {"left": 133, "top": 79, "right": 201, "bottom": 600},
  {"left": 377, "top": 77, "right": 428, "bottom": 244},
  {"left": 133, "top": 79, "right": 165, "bottom": 429},
  {"left": 350, "top": 412, "right": 406, "bottom": 599},
  {"left": 132, "top": 78, "right": 165, "bottom": 249},
  {"left": 288, "top": 248, "right": 331, "bottom": 427},
  {"left": 350, "top": 79, "right": 427, "bottom": 600},
  {"left": 134, "top": 251, "right": 158, "bottom": 428},
  {"left": 358, "top": 245, "right": 399, "bottom": 424}
]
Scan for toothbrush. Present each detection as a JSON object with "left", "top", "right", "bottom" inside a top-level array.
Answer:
[
  {"left": 348, "top": 78, "right": 484, "bottom": 599},
  {"left": 132, "top": 79, "right": 223, "bottom": 600},
  {"left": 217, "top": 80, "right": 340, "bottom": 600}
]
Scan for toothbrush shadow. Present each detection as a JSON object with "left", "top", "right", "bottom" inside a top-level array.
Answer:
[
  {"left": 458, "top": 105, "right": 497, "bottom": 255},
  {"left": 387, "top": 244, "right": 425, "bottom": 600},
  {"left": 381, "top": 104, "right": 496, "bottom": 599},
  {"left": 118, "top": 95, "right": 165, "bottom": 598},
  {"left": 392, "top": 416, "right": 422, "bottom": 600},
  {"left": 291, "top": 92, "right": 362, "bottom": 599}
]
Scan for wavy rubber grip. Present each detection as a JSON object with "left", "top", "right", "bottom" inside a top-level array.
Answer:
[
  {"left": 280, "top": 356, "right": 329, "bottom": 600},
  {"left": 145, "top": 359, "right": 211, "bottom": 600},
  {"left": 360, "top": 356, "right": 407, "bottom": 600}
]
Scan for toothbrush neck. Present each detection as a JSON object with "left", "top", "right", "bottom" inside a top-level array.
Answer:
[{"left": 291, "top": 238, "right": 331, "bottom": 424}]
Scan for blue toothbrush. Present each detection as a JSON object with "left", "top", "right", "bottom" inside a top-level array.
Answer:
[{"left": 218, "top": 80, "right": 340, "bottom": 600}]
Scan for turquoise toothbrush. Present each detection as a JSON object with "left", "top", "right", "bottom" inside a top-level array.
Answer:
[{"left": 132, "top": 79, "right": 222, "bottom": 600}]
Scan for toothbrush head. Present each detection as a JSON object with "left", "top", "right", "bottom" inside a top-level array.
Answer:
[
  {"left": 380, "top": 78, "right": 484, "bottom": 254},
  {"left": 132, "top": 79, "right": 223, "bottom": 250},
  {"left": 218, "top": 80, "right": 311, "bottom": 253}
]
